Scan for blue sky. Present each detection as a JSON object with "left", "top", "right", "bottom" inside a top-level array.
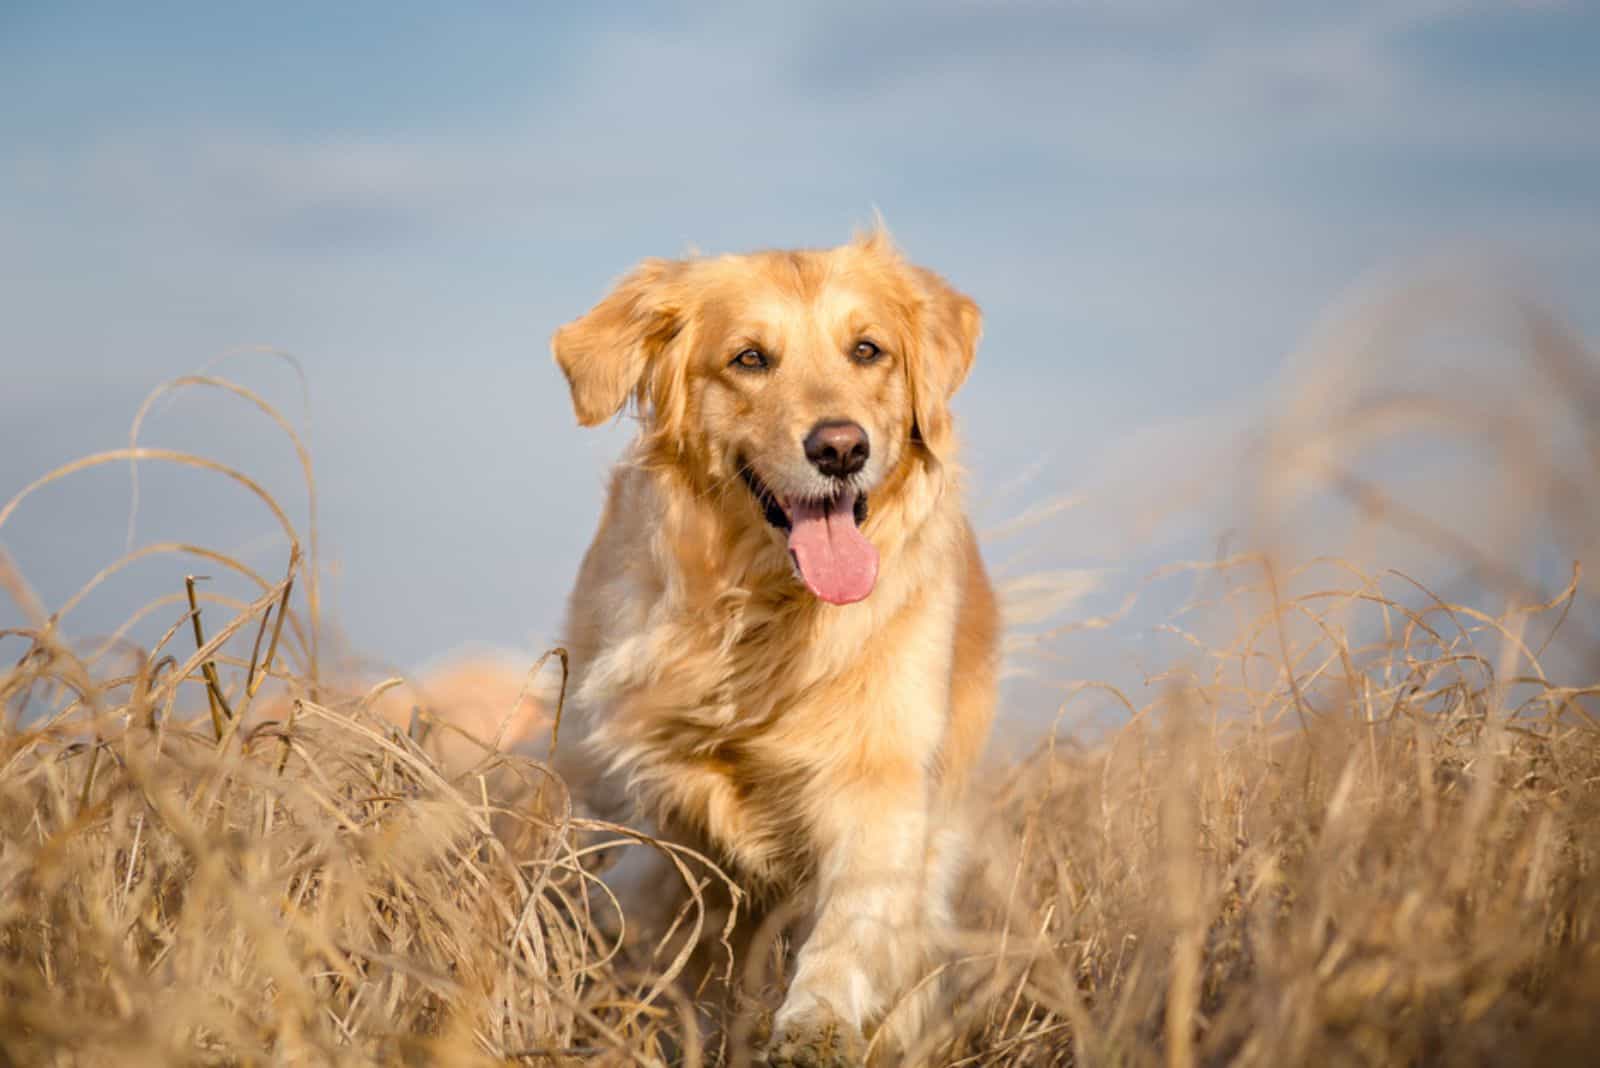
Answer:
[{"left": 2, "top": 2, "right": 1597, "bottom": 712}]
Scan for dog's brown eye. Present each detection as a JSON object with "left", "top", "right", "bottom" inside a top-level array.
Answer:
[
  {"left": 852, "top": 340, "right": 883, "bottom": 364},
  {"left": 731, "top": 348, "right": 769, "bottom": 371}
]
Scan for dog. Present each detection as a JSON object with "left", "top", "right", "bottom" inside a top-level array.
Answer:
[{"left": 550, "top": 227, "right": 999, "bottom": 1064}]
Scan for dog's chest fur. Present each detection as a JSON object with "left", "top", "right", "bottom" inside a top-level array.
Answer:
[{"left": 567, "top": 463, "right": 960, "bottom": 887}]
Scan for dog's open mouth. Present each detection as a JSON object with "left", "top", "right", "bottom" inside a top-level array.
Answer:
[{"left": 739, "top": 466, "right": 878, "bottom": 606}]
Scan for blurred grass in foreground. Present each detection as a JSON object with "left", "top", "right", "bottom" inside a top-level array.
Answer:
[{"left": 2, "top": 272, "right": 1599, "bottom": 1066}]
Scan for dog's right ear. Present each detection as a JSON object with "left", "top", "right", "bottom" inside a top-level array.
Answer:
[{"left": 552, "top": 259, "right": 685, "bottom": 427}]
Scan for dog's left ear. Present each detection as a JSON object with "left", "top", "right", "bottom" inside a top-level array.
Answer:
[
  {"left": 907, "top": 265, "right": 982, "bottom": 459},
  {"left": 552, "top": 259, "right": 685, "bottom": 427}
]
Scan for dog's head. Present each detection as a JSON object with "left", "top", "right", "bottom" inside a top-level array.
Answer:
[{"left": 552, "top": 229, "right": 980, "bottom": 606}]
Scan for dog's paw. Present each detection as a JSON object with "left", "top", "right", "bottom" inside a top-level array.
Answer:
[{"left": 765, "top": 1002, "right": 865, "bottom": 1068}]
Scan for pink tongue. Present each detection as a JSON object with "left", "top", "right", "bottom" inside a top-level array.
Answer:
[{"left": 785, "top": 490, "right": 878, "bottom": 605}]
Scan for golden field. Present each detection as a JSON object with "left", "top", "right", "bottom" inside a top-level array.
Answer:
[{"left": 3, "top": 277, "right": 1598, "bottom": 1066}]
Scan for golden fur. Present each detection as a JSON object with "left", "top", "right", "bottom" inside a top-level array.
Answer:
[
  {"left": 551, "top": 229, "right": 999, "bottom": 1062},
  {"left": 253, "top": 658, "right": 548, "bottom": 773}
]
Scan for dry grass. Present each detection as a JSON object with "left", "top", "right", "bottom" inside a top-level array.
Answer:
[{"left": 3, "top": 277, "right": 1599, "bottom": 1065}]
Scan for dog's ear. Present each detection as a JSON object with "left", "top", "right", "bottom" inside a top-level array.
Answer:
[
  {"left": 552, "top": 259, "right": 685, "bottom": 427},
  {"left": 907, "top": 265, "right": 982, "bottom": 459}
]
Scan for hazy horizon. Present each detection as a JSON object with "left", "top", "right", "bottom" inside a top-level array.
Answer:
[{"left": 4, "top": 3, "right": 1597, "bottom": 725}]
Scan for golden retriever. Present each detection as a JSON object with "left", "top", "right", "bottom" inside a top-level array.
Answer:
[{"left": 550, "top": 227, "right": 998, "bottom": 1063}]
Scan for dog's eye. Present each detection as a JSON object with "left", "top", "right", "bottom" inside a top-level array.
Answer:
[
  {"left": 731, "top": 348, "right": 769, "bottom": 371},
  {"left": 852, "top": 340, "right": 883, "bottom": 364}
]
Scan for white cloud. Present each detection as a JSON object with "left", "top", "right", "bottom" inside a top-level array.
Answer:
[
  {"left": 2, "top": 2, "right": 1595, "bottom": 677},
  {"left": 5, "top": 0, "right": 1589, "bottom": 263}
]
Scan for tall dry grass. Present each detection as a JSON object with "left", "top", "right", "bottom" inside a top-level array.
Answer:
[{"left": 2, "top": 275, "right": 1598, "bottom": 1065}]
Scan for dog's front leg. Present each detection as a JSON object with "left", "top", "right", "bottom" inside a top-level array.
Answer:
[{"left": 767, "top": 766, "right": 934, "bottom": 1066}]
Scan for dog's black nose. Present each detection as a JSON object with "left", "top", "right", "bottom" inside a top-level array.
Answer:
[{"left": 804, "top": 421, "right": 870, "bottom": 479}]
